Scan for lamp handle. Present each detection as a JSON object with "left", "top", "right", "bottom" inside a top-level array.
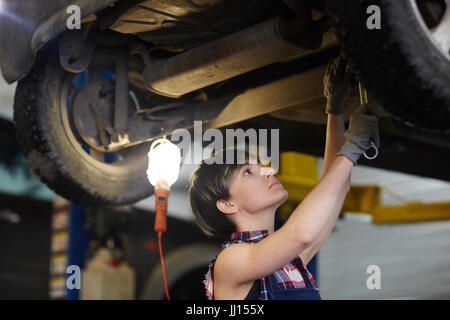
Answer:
[{"left": 154, "top": 187, "right": 170, "bottom": 233}]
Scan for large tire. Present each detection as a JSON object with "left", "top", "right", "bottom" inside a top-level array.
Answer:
[
  {"left": 326, "top": 0, "right": 450, "bottom": 132},
  {"left": 13, "top": 46, "right": 153, "bottom": 206}
]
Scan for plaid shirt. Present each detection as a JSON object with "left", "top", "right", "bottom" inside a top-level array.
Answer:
[{"left": 204, "top": 230, "right": 318, "bottom": 300}]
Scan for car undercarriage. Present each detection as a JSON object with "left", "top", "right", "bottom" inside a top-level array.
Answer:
[{"left": 0, "top": 0, "right": 449, "bottom": 205}]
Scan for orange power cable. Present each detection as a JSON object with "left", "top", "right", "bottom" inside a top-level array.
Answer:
[{"left": 158, "top": 231, "right": 170, "bottom": 300}]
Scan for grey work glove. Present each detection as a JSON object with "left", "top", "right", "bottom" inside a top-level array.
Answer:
[
  {"left": 323, "top": 55, "right": 352, "bottom": 115},
  {"left": 337, "top": 104, "right": 380, "bottom": 165}
]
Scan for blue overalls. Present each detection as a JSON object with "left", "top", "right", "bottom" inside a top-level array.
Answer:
[{"left": 263, "top": 257, "right": 321, "bottom": 300}]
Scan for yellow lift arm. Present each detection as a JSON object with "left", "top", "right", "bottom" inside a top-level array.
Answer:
[{"left": 276, "top": 152, "right": 450, "bottom": 224}]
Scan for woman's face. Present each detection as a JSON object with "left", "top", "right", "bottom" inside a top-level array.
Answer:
[{"left": 227, "top": 162, "right": 288, "bottom": 214}]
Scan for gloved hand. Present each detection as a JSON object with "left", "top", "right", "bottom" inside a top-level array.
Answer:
[
  {"left": 337, "top": 104, "right": 380, "bottom": 165},
  {"left": 323, "top": 55, "right": 352, "bottom": 115}
]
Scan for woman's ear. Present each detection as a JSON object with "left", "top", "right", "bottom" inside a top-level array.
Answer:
[{"left": 216, "top": 199, "right": 239, "bottom": 215}]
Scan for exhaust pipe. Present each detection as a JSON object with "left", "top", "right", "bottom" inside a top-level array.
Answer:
[{"left": 143, "top": 16, "right": 322, "bottom": 98}]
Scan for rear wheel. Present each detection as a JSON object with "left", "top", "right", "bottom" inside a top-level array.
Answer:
[
  {"left": 327, "top": 0, "right": 450, "bottom": 132},
  {"left": 13, "top": 46, "right": 153, "bottom": 205}
]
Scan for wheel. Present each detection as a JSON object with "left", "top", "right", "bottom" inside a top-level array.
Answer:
[
  {"left": 326, "top": 0, "right": 450, "bottom": 132},
  {"left": 140, "top": 243, "right": 220, "bottom": 300},
  {"left": 13, "top": 45, "right": 153, "bottom": 205}
]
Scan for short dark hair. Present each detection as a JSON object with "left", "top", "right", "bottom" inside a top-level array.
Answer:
[{"left": 188, "top": 149, "right": 257, "bottom": 241}]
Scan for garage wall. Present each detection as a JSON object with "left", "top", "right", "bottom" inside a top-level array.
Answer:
[{"left": 0, "top": 194, "right": 52, "bottom": 299}]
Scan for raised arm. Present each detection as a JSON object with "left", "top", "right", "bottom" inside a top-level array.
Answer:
[
  {"left": 322, "top": 55, "right": 352, "bottom": 178},
  {"left": 299, "top": 56, "right": 352, "bottom": 264}
]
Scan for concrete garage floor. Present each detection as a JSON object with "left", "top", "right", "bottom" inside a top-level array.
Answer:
[{"left": 319, "top": 218, "right": 450, "bottom": 300}]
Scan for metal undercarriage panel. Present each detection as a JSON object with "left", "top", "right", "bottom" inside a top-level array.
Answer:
[{"left": 107, "top": 0, "right": 285, "bottom": 49}]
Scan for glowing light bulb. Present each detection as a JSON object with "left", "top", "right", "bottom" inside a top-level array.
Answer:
[{"left": 147, "top": 138, "right": 181, "bottom": 189}]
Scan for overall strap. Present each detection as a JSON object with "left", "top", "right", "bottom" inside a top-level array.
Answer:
[{"left": 292, "top": 257, "right": 317, "bottom": 289}]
